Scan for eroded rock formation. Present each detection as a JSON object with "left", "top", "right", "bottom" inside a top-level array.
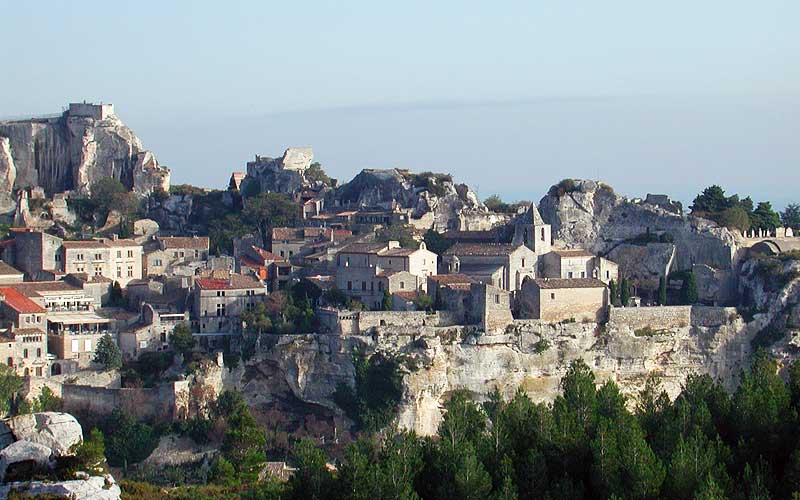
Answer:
[{"left": 0, "top": 104, "right": 170, "bottom": 213}]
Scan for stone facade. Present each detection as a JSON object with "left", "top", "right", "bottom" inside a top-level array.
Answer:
[{"left": 519, "top": 278, "right": 609, "bottom": 323}]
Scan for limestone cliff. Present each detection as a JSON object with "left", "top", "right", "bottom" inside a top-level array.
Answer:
[
  {"left": 0, "top": 105, "right": 170, "bottom": 210},
  {"left": 538, "top": 179, "right": 742, "bottom": 302},
  {"left": 334, "top": 168, "right": 505, "bottom": 231}
]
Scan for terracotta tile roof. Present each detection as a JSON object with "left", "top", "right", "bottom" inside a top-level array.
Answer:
[
  {"left": 251, "top": 246, "right": 283, "bottom": 262},
  {"left": 9, "top": 281, "right": 82, "bottom": 297},
  {"left": 552, "top": 249, "right": 594, "bottom": 258},
  {"left": 337, "top": 243, "right": 386, "bottom": 255},
  {"left": 196, "top": 273, "right": 263, "bottom": 290},
  {"left": 103, "top": 238, "right": 141, "bottom": 247},
  {"left": 379, "top": 248, "right": 416, "bottom": 257},
  {"left": 532, "top": 278, "right": 607, "bottom": 289},
  {"left": 272, "top": 228, "right": 302, "bottom": 241},
  {"left": 443, "top": 243, "right": 518, "bottom": 257},
  {"left": 428, "top": 274, "right": 475, "bottom": 285},
  {"left": 442, "top": 229, "right": 499, "bottom": 242},
  {"left": 392, "top": 291, "right": 418, "bottom": 301},
  {"left": 0, "top": 261, "right": 23, "bottom": 276},
  {"left": 0, "top": 287, "right": 47, "bottom": 313},
  {"left": 62, "top": 240, "right": 106, "bottom": 249},
  {"left": 159, "top": 236, "right": 210, "bottom": 250}
]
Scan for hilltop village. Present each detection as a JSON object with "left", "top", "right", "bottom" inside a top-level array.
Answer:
[{"left": 1, "top": 103, "right": 799, "bottom": 497}]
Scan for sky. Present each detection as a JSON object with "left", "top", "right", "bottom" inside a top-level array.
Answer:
[{"left": 1, "top": 1, "right": 797, "bottom": 208}]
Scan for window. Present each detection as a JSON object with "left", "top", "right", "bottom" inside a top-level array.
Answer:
[
  {"left": 71, "top": 340, "right": 79, "bottom": 353},
  {"left": 139, "top": 340, "right": 147, "bottom": 349},
  {"left": 154, "top": 259, "right": 162, "bottom": 266},
  {"left": 85, "top": 339, "right": 92, "bottom": 352},
  {"left": 280, "top": 251, "right": 285, "bottom": 257},
  {"left": 117, "top": 269, "right": 122, "bottom": 278},
  {"left": 117, "top": 250, "right": 122, "bottom": 258},
  {"left": 216, "top": 303, "right": 225, "bottom": 317},
  {"left": 345, "top": 257, "right": 350, "bottom": 267},
  {"left": 36, "top": 315, "right": 41, "bottom": 323},
  {"left": 581, "top": 271, "right": 586, "bottom": 278},
  {"left": 36, "top": 348, "right": 41, "bottom": 358},
  {"left": 174, "top": 251, "right": 179, "bottom": 258},
  {"left": 567, "top": 272, "right": 573, "bottom": 278},
  {"left": 361, "top": 281, "right": 367, "bottom": 291},
  {"left": 195, "top": 250, "right": 199, "bottom": 258},
  {"left": 495, "top": 294, "right": 500, "bottom": 304},
  {"left": 128, "top": 250, "right": 134, "bottom": 258},
  {"left": 127, "top": 265, "right": 133, "bottom": 277},
  {"left": 95, "top": 267, "right": 103, "bottom": 276},
  {"left": 541, "top": 228, "right": 546, "bottom": 241},
  {"left": 26, "top": 316, "right": 31, "bottom": 324},
  {"left": 94, "top": 253, "right": 102, "bottom": 260},
  {"left": 347, "top": 281, "right": 352, "bottom": 290},
  {"left": 23, "top": 349, "right": 28, "bottom": 358},
  {"left": 400, "top": 282, "right": 405, "bottom": 289},
  {"left": 35, "top": 367, "right": 42, "bottom": 377},
  {"left": 522, "top": 258, "right": 525, "bottom": 267},
  {"left": 606, "top": 270, "right": 610, "bottom": 279},
  {"left": 550, "top": 293, "right": 556, "bottom": 300},
  {"left": 6, "top": 358, "right": 12, "bottom": 367},
  {"left": 218, "top": 321, "right": 223, "bottom": 331}
]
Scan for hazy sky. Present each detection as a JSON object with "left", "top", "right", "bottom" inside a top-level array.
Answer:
[{"left": 2, "top": 1, "right": 797, "bottom": 208}]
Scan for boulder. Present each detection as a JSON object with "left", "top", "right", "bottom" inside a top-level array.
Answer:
[
  {"left": 2, "top": 412, "right": 83, "bottom": 457},
  {"left": 0, "top": 440, "right": 52, "bottom": 482},
  {"left": 0, "top": 474, "right": 121, "bottom": 500},
  {"left": 133, "top": 218, "right": 160, "bottom": 237}
]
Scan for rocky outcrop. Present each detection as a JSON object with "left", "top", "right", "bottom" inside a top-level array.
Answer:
[
  {"left": 0, "top": 105, "right": 170, "bottom": 208},
  {"left": 0, "top": 411, "right": 120, "bottom": 499},
  {"left": 0, "top": 474, "right": 121, "bottom": 500},
  {"left": 335, "top": 168, "right": 504, "bottom": 231},
  {"left": 539, "top": 179, "right": 742, "bottom": 302},
  {"left": 0, "top": 412, "right": 83, "bottom": 457},
  {"left": 245, "top": 147, "right": 315, "bottom": 194}
]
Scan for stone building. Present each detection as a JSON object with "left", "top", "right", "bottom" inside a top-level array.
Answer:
[
  {"left": 143, "top": 236, "right": 210, "bottom": 276},
  {"left": 191, "top": 272, "right": 267, "bottom": 339},
  {"left": 511, "top": 204, "right": 552, "bottom": 255},
  {"left": 541, "top": 249, "right": 619, "bottom": 284},
  {"left": 519, "top": 278, "right": 609, "bottom": 323},
  {"left": 0, "top": 287, "right": 49, "bottom": 378},
  {"left": 270, "top": 227, "right": 352, "bottom": 263},
  {"left": 119, "top": 304, "right": 189, "bottom": 360},
  {"left": 335, "top": 241, "right": 438, "bottom": 310},
  {"left": 468, "top": 283, "right": 514, "bottom": 332},
  {"left": 442, "top": 243, "right": 536, "bottom": 293},
  {"left": 12, "top": 231, "right": 143, "bottom": 286},
  {"left": 5, "top": 281, "right": 111, "bottom": 372}
]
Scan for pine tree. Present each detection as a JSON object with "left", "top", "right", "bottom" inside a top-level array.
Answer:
[{"left": 93, "top": 334, "right": 122, "bottom": 370}]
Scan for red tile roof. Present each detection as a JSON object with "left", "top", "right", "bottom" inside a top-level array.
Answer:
[
  {"left": 429, "top": 274, "right": 475, "bottom": 285},
  {"left": 196, "top": 274, "right": 262, "bottom": 290},
  {"left": 552, "top": 249, "right": 594, "bottom": 258},
  {"left": 159, "top": 236, "right": 210, "bottom": 250},
  {"left": 0, "top": 287, "right": 46, "bottom": 313},
  {"left": 443, "top": 243, "right": 519, "bottom": 257},
  {"left": 532, "top": 278, "right": 607, "bottom": 289}
]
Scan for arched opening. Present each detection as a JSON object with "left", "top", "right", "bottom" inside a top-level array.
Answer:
[{"left": 51, "top": 363, "right": 62, "bottom": 376}]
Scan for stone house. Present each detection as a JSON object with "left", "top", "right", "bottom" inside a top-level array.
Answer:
[
  {"left": 0, "top": 287, "right": 49, "bottom": 378},
  {"left": 10, "top": 229, "right": 63, "bottom": 281},
  {"left": 468, "top": 283, "right": 514, "bottom": 333},
  {"left": 541, "top": 249, "right": 619, "bottom": 284},
  {"left": 238, "top": 246, "right": 292, "bottom": 291},
  {"left": 143, "top": 236, "right": 210, "bottom": 276},
  {"left": 442, "top": 243, "right": 536, "bottom": 293},
  {"left": 270, "top": 227, "right": 352, "bottom": 263},
  {"left": 191, "top": 272, "right": 267, "bottom": 339},
  {"left": 119, "top": 304, "right": 189, "bottom": 360},
  {"left": 335, "top": 241, "right": 437, "bottom": 310},
  {"left": 60, "top": 237, "right": 143, "bottom": 286},
  {"left": 427, "top": 274, "right": 475, "bottom": 310},
  {"left": 8, "top": 281, "right": 112, "bottom": 373},
  {"left": 519, "top": 278, "right": 609, "bottom": 323}
]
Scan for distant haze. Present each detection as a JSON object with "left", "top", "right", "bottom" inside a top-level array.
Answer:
[{"left": 2, "top": 1, "right": 797, "bottom": 208}]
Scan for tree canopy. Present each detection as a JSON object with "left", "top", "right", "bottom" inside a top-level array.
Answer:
[{"left": 691, "top": 185, "right": 780, "bottom": 232}]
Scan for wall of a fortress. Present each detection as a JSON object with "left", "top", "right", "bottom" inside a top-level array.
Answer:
[
  {"left": 62, "top": 382, "right": 182, "bottom": 420},
  {"left": 607, "top": 305, "right": 738, "bottom": 331}
]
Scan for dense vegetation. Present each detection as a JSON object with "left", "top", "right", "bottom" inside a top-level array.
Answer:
[
  {"left": 484, "top": 195, "right": 529, "bottom": 215},
  {"left": 115, "top": 352, "right": 800, "bottom": 500},
  {"left": 691, "top": 185, "right": 781, "bottom": 232}
]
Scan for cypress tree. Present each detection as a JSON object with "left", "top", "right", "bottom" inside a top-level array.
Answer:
[
  {"left": 682, "top": 272, "right": 699, "bottom": 305},
  {"left": 658, "top": 276, "right": 667, "bottom": 306},
  {"left": 620, "top": 278, "right": 630, "bottom": 307},
  {"left": 609, "top": 279, "right": 619, "bottom": 307}
]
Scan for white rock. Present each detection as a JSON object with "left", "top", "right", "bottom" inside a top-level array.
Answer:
[
  {"left": 3, "top": 412, "right": 83, "bottom": 457},
  {"left": 0, "top": 440, "right": 52, "bottom": 482},
  {"left": 0, "top": 474, "right": 121, "bottom": 500}
]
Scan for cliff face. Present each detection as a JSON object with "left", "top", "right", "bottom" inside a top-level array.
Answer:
[
  {"left": 538, "top": 179, "right": 742, "bottom": 302},
  {"left": 0, "top": 108, "right": 170, "bottom": 208}
]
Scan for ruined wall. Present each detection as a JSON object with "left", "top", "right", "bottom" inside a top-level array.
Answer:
[{"left": 61, "top": 382, "right": 184, "bottom": 420}]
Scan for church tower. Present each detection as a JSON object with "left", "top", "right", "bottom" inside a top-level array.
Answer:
[{"left": 512, "top": 203, "right": 551, "bottom": 254}]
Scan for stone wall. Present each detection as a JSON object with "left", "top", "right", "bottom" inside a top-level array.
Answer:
[
  {"left": 61, "top": 382, "right": 185, "bottom": 420},
  {"left": 607, "top": 305, "right": 738, "bottom": 331}
]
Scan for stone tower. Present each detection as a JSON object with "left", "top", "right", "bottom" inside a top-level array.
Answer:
[{"left": 512, "top": 203, "right": 551, "bottom": 254}]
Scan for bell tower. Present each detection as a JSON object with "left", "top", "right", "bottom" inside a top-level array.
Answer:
[{"left": 512, "top": 203, "right": 551, "bottom": 254}]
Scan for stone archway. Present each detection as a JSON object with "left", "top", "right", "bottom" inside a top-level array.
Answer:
[{"left": 51, "top": 363, "right": 62, "bottom": 376}]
